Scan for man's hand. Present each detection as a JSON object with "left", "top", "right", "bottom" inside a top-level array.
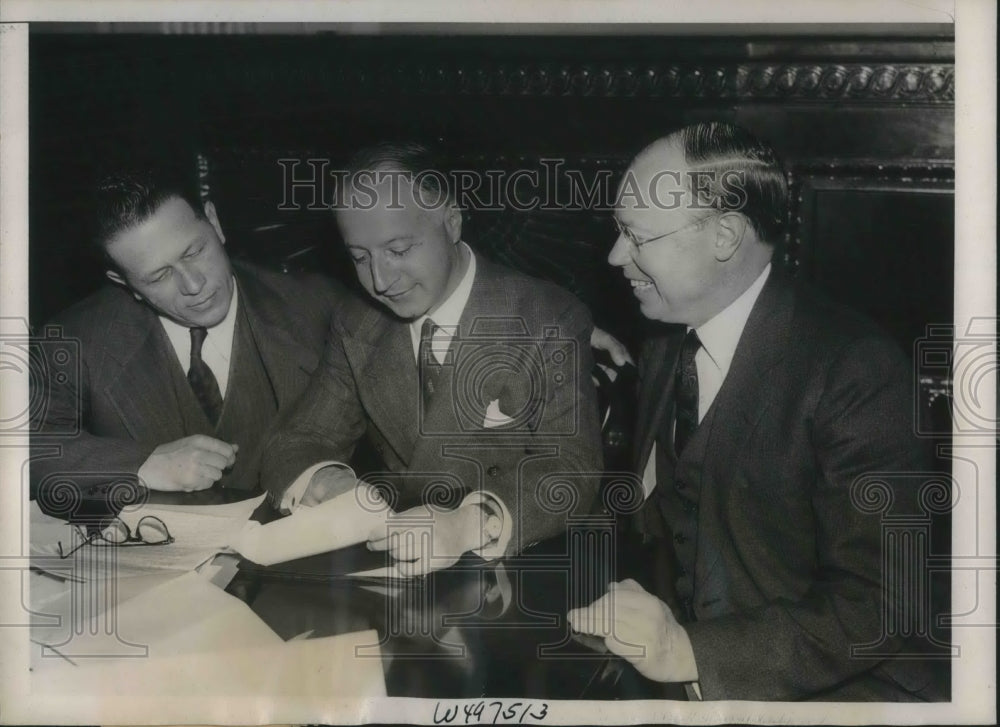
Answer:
[
  {"left": 137, "top": 435, "right": 238, "bottom": 492},
  {"left": 567, "top": 579, "right": 698, "bottom": 683},
  {"left": 301, "top": 465, "right": 359, "bottom": 507},
  {"left": 367, "top": 504, "right": 484, "bottom": 577},
  {"left": 591, "top": 326, "right": 634, "bottom": 367}
]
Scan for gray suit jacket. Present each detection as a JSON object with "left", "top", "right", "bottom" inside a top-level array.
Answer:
[
  {"left": 633, "top": 271, "right": 946, "bottom": 701},
  {"left": 261, "top": 257, "right": 603, "bottom": 554},
  {"left": 30, "top": 261, "right": 343, "bottom": 500}
]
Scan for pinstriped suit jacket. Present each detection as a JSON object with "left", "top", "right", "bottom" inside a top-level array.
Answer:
[
  {"left": 261, "top": 257, "right": 603, "bottom": 554},
  {"left": 30, "top": 261, "right": 343, "bottom": 500}
]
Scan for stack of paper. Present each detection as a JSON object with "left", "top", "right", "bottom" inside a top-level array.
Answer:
[{"left": 29, "top": 495, "right": 266, "bottom": 582}]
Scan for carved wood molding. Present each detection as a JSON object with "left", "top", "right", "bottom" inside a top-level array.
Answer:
[{"left": 341, "top": 62, "right": 955, "bottom": 103}]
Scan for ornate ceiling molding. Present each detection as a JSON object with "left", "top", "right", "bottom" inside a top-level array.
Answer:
[{"left": 342, "top": 62, "right": 955, "bottom": 103}]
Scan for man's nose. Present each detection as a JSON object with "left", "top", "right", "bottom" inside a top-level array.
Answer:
[
  {"left": 369, "top": 256, "right": 394, "bottom": 294},
  {"left": 176, "top": 264, "right": 206, "bottom": 296},
  {"left": 608, "top": 233, "right": 631, "bottom": 268}
]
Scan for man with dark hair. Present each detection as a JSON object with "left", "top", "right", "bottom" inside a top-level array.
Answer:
[
  {"left": 31, "top": 164, "right": 344, "bottom": 509},
  {"left": 260, "top": 143, "right": 604, "bottom": 574},
  {"left": 569, "top": 122, "right": 944, "bottom": 700}
]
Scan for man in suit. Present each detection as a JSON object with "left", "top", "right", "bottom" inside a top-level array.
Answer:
[
  {"left": 31, "top": 166, "right": 343, "bottom": 512},
  {"left": 569, "top": 123, "right": 944, "bottom": 700},
  {"left": 261, "top": 142, "right": 603, "bottom": 575}
]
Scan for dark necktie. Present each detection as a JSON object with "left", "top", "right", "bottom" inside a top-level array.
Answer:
[
  {"left": 188, "top": 326, "right": 223, "bottom": 426},
  {"left": 673, "top": 329, "right": 701, "bottom": 456},
  {"left": 419, "top": 318, "right": 442, "bottom": 408}
]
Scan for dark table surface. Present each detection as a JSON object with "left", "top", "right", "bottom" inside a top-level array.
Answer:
[
  {"left": 80, "top": 484, "right": 687, "bottom": 700},
  {"left": 224, "top": 537, "right": 685, "bottom": 700}
]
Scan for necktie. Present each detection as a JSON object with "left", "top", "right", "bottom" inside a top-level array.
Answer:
[
  {"left": 673, "top": 329, "right": 701, "bottom": 456},
  {"left": 419, "top": 318, "right": 442, "bottom": 408},
  {"left": 188, "top": 326, "right": 223, "bottom": 426}
]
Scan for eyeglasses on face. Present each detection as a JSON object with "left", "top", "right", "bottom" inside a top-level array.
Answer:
[
  {"left": 57, "top": 515, "right": 174, "bottom": 559},
  {"left": 612, "top": 214, "right": 713, "bottom": 251}
]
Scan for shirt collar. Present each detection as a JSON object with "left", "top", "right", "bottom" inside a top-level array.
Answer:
[
  {"left": 159, "top": 276, "right": 239, "bottom": 348},
  {"left": 693, "top": 263, "right": 770, "bottom": 374},
  {"left": 409, "top": 242, "right": 476, "bottom": 360}
]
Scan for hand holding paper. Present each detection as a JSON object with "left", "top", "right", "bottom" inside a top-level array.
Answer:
[{"left": 367, "top": 503, "right": 486, "bottom": 577}]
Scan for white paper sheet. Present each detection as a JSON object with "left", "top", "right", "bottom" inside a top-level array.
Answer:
[
  {"left": 234, "top": 485, "right": 389, "bottom": 567},
  {"left": 143, "top": 493, "right": 266, "bottom": 519},
  {"left": 30, "top": 570, "right": 279, "bottom": 657},
  {"left": 30, "top": 571, "right": 385, "bottom": 698},
  {"left": 31, "top": 629, "right": 386, "bottom": 699}
]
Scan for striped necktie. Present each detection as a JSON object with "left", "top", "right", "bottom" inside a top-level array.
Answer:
[{"left": 188, "top": 326, "right": 223, "bottom": 426}]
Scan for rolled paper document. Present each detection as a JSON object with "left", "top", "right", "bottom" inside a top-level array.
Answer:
[{"left": 235, "top": 484, "right": 391, "bottom": 566}]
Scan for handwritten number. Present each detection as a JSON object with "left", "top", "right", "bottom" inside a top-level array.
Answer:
[{"left": 436, "top": 701, "right": 547, "bottom": 724}]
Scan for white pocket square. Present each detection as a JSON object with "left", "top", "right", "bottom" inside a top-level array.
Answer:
[{"left": 483, "top": 399, "right": 514, "bottom": 429}]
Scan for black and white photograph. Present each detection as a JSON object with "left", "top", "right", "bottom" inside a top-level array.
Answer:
[{"left": 0, "top": 1, "right": 994, "bottom": 724}]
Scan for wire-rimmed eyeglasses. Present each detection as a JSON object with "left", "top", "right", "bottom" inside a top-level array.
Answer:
[
  {"left": 612, "top": 214, "right": 713, "bottom": 252},
  {"left": 57, "top": 515, "right": 174, "bottom": 559}
]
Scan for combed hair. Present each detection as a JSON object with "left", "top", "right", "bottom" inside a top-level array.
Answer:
[
  {"left": 92, "top": 164, "right": 204, "bottom": 250},
  {"left": 336, "top": 141, "right": 453, "bottom": 209},
  {"left": 675, "top": 122, "right": 788, "bottom": 244}
]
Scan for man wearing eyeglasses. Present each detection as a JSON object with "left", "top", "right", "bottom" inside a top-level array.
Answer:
[{"left": 569, "top": 122, "right": 944, "bottom": 701}]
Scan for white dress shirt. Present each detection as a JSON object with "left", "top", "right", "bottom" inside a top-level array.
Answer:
[
  {"left": 280, "top": 243, "right": 512, "bottom": 558},
  {"left": 159, "top": 279, "right": 239, "bottom": 398},
  {"left": 640, "top": 263, "right": 771, "bottom": 499},
  {"left": 409, "top": 242, "right": 476, "bottom": 364}
]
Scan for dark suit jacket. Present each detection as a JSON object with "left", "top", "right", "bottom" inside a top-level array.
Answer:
[
  {"left": 261, "top": 257, "right": 603, "bottom": 554},
  {"left": 633, "top": 271, "right": 945, "bottom": 701},
  {"left": 30, "top": 261, "right": 343, "bottom": 501}
]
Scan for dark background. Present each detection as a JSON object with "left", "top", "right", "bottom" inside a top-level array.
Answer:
[{"left": 30, "top": 24, "right": 954, "bottom": 372}]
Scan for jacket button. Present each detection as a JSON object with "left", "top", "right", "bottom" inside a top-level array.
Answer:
[
  {"left": 675, "top": 479, "right": 686, "bottom": 490},
  {"left": 681, "top": 597, "right": 695, "bottom": 620},
  {"left": 487, "top": 466, "right": 499, "bottom": 477},
  {"left": 674, "top": 532, "right": 688, "bottom": 544}
]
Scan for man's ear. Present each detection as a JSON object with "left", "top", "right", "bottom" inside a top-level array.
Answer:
[
  {"left": 204, "top": 200, "right": 226, "bottom": 244},
  {"left": 105, "top": 269, "right": 142, "bottom": 300},
  {"left": 444, "top": 202, "right": 463, "bottom": 245},
  {"left": 713, "top": 212, "right": 748, "bottom": 262}
]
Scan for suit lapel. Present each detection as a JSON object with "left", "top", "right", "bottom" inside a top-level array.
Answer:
[
  {"left": 634, "top": 327, "right": 685, "bottom": 474},
  {"left": 236, "top": 268, "right": 320, "bottom": 408},
  {"left": 695, "top": 272, "right": 795, "bottom": 590},
  {"left": 356, "top": 313, "right": 421, "bottom": 465},
  {"left": 103, "top": 302, "right": 187, "bottom": 442}
]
